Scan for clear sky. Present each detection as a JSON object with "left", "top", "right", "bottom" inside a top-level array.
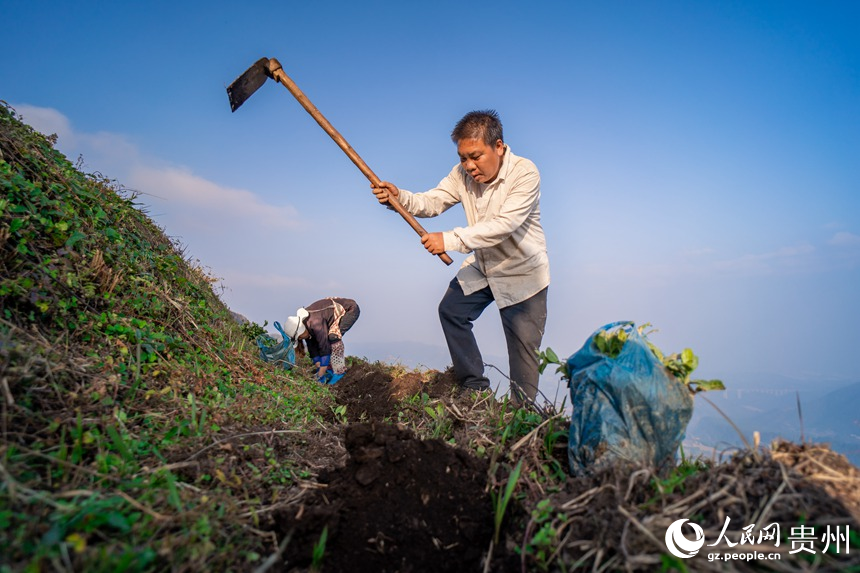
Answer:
[{"left": 3, "top": 0, "right": 859, "bottom": 402}]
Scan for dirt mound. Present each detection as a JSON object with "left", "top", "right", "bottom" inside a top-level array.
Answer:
[
  {"left": 330, "top": 362, "right": 460, "bottom": 421},
  {"left": 275, "top": 422, "right": 493, "bottom": 572},
  {"left": 531, "top": 441, "right": 860, "bottom": 571}
]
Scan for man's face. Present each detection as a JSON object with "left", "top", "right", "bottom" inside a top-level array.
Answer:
[{"left": 457, "top": 137, "right": 505, "bottom": 184}]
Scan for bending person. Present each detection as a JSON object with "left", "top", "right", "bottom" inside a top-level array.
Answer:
[{"left": 284, "top": 297, "right": 360, "bottom": 385}]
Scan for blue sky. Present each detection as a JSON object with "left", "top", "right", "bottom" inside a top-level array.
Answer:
[{"left": 3, "top": 1, "right": 859, "bottom": 403}]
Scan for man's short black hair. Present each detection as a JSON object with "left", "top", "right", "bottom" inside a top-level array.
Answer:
[{"left": 451, "top": 110, "right": 503, "bottom": 146}]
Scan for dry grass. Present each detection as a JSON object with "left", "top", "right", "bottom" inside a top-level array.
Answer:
[{"left": 3, "top": 102, "right": 858, "bottom": 572}]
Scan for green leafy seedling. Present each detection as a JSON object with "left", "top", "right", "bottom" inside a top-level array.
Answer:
[{"left": 537, "top": 347, "right": 569, "bottom": 379}]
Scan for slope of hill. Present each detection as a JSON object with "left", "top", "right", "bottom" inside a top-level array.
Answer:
[{"left": 2, "top": 103, "right": 859, "bottom": 572}]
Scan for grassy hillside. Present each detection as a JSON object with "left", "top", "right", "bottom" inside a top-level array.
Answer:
[
  {"left": 2, "top": 102, "right": 859, "bottom": 572},
  {"left": 0, "top": 102, "right": 335, "bottom": 570}
]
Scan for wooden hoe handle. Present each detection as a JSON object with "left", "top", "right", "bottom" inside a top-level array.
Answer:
[{"left": 267, "top": 58, "right": 453, "bottom": 266}]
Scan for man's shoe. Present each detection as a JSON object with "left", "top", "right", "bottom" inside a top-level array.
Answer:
[{"left": 461, "top": 381, "right": 490, "bottom": 391}]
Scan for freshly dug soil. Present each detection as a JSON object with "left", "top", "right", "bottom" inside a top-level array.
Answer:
[
  {"left": 265, "top": 362, "right": 860, "bottom": 572},
  {"left": 330, "top": 362, "right": 461, "bottom": 422},
  {"left": 275, "top": 422, "right": 493, "bottom": 572}
]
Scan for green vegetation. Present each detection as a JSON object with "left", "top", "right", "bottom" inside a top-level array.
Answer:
[
  {"left": 517, "top": 499, "right": 566, "bottom": 572},
  {"left": 492, "top": 459, "right": 522, "bottom": 545},
  {"left": 310, "top": 526, "right": 328, "bottom": 572},
  {"left": 3, "top": 103, "right": 857, "bottom": 572},
  {"left": 539, "top": 323, "right": 726, "bottom": 393},
  {"left": 0, "top": 103, "right": 335, "bottom": 570}
]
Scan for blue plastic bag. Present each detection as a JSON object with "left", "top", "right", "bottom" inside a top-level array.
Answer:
[
  {"left": 256, "top": 321, "right": 296, "bottom": 370},
  {"left": 566, "top": 321, "right": 693, "bottom": 476}
]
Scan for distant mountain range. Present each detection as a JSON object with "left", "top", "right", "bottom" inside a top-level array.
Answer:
[{"left": 684, "top": 373, "right": 860, "bottom": 466}]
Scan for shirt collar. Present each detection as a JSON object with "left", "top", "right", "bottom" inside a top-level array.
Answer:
[{"left": 494, "top": 145, "right": 511, "bottom": 184}]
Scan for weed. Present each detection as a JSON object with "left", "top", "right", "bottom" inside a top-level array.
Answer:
[
  {"left": 660, "top": 553, "right": 690, "bottom": 572},
  {"left": 644, "top": 455, "right": 710, "bottom": 508},
  {"left": 332, "top": 404, "right": 348, "bottom": 424},
  {"left": 517, "top": 499, "right": 568, "bottom": 572},
  {"left": 492, "top": 459, "right": 523, "bottom": 545},
  {"left": 311, "top": 526, "right": 328, "bottom": 572},
  {"left": 537, "top": 347, "right": 569, "bottom": 380},
  {"left": 239, "top": 319, "right": 268, "bottom": 341},
  {"left": 423, "top": 402, "right": 453, "bottom": 439}
]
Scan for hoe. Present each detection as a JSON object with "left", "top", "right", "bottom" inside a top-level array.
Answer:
[{"left": 227, "top": 57, "right": 452, "bottom": 266}]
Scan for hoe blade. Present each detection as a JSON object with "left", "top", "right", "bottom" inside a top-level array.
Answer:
[{"left": 226, "top": 58, "right": 270, "bottom": 112}]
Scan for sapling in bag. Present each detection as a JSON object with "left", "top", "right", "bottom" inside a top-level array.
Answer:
[
  {"left": 256, "top": 321, "right": 296, "bottom": 370},
  {"left": 566, "top": 321, "right": 694, "bottom": 476}
]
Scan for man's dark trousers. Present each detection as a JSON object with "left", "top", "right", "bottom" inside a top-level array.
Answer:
[{"left": 438, "top": 278, "right": 547, "bottom": 402}]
